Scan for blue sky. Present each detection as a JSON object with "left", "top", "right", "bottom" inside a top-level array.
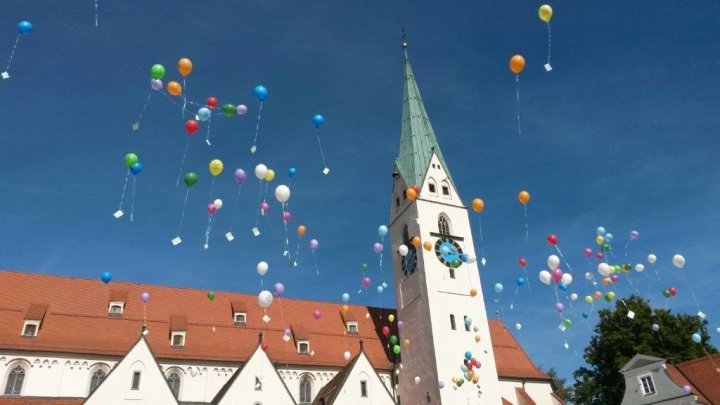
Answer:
[{"left": 1, "top": 0, "right": 719, "bottom": 384}]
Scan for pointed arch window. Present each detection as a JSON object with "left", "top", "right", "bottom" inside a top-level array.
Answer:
[
  {"left": 427, "top": 178, "right": 437, "bottom": 195},
  {"left": 441, "top": 180, "right": 451, "bottom": 198},
  {"left": 89, "top": 368, "right": 107, "bottom": 393},
  {"left": 167, "top": 372, "right": 181, "bottom": 397},
  {"left": 450, "top": 314, "right": 456, "bottom": 330},
  {"left": 4, "top": 366, "right": 25, "bottom": 395},
  {"left": 438, "top": 215, "right": 451, "bottom": 235},
  {"left": 299, "top": 375, "right": 312, "bottom": 404}
]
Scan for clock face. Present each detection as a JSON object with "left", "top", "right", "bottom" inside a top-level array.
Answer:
[
  {"left": 402, "top": 245, "right": 417, "bottom": 276},
  {"left": 435, "top": 238, "right": 463, "bottom": 267}
]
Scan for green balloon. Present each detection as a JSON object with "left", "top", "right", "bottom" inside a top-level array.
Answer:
[
  {"left": 207, "top": 290, "right": 215, "bottom": 301},
  {"left": 361, "top": 263, "right": 368, "bottom": 271},
  {"left": 150, "top": 64, "right": 165, "bottom": 80},
  {"left": 221, "top": 103, "right": 236, "bottom": 117},
  {"left": 451, "top": 259, "right": 462, "bottom": 268},
  {"left": 662, "top": 289, "right": 671, "bottom": 298},
  {"left": 563, "top": 318, "right": 573, "bottom": 328},
  {"left": 390, "top": 335, "right": 398, "bottom": 344},
  {"left": 392, "top": 344, "right": 401, "bottom": 355},
  {"left": 622, "top": 264, "right": 632, "bottom": 272},
  {"left": 184, "top": 172, "right": 198, "bottom": 188},
  {"left": 124, "top": 153, "right": 139, "bottom": 168}
]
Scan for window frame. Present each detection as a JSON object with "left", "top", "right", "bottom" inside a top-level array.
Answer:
[
  {"left": 108, "top": 301, "right": 125, "bottom": 316},
  {"left": 360, "top": 380, "right": 368, "bottom": 397},
  {"left": 464, "top": 316, "right": 471, "bottom": 332},
  {"left": 299, "top": 375, "right": 312, "bottom": 404},
  {"left": 346, "top": 321, "right": 358, "bottom": 334},
  {"left": 131, "top": 371, "right": 141, "bottom": 390},
  {"left": 234, "top": 312, "right": 247, "bottom": 325},
  {"left": 297, "top": 340, "right": 310, "bottom": 355},
  {"left": 21, "top": 321, "right": 39, "bottom": 337},
  {"left": 166, "top": 371, "right": 181, "bottom": 397},
  {"left": 89, "top": 367, "right": 108, "bottom": 393},
  {"left": 4, "top": 365, "right": 25, "bottom": 396},
  {"left": 255, "top": 376, "right": 263, "bottom": 391},
  {"left": 450, "top": 314, "right": 456, "bottom": 330},
  {"left": 171, "top": 331, "right": 186, "bottom": 348},
  {"left": 638, "top": 373, "right": 656, "bottom": 396}
]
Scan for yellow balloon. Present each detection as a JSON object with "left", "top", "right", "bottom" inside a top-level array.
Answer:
[
  {"left": 467, "top": 370, "right": 475, "bottom": 380},
  {"left": 538, "top": 5, "right": 553, "bottom": 23},
  {"left": 596, "top": 235, "right": 604, "bottom": 245},
  {"left": 403, "top": 338, "right": 411, "bottom": 347},
  {"left": 469, "top": 288, "right": 478, "bottom": 297},
  {"left": 264, "top": 169, "right": 275, "bottom": 182},
  {"left": 406, "top": 188, "right": 417, "bottom": 201},
  {"left": 584, "top": 295, "right": 593, "bottom": 304},
  {"left": 209, "top": 159, "right": 224, "bottom": 176},
  {"left": 471, "top": 198, "right": 485, "bottom": 213},
  {"left": 474, "top": 335, "right": 481, "bottom": 343},
  {"left": 297, "top": 225, "right": 307, "bottom": 236},
  {"left": 518, "top": 190, "right": 530, "bottom": 204},
  {"left": 422, "top": 241, "right": 432, "bottom": 251},
  {"left": 341, "top": 304, "right": 349, "bottom": 315},
  {"left": 178, "top": 58, "right": 193, "bottom": 77},
  {"left": 388, "top": 314, "right": 395, "bottom": 323},
  {"left": 411, "top": 236, "right": 421, "bottom": 248},
  {"left": 167, "top": 81, "right": 182, "bottom": 96}
]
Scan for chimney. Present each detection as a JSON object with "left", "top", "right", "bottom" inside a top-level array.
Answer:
[
  {"left": 258, "top": 332, "right": 264, "bottom": 345},
  {"left": 359, "top": 340, "right": 364, "bottom": 352}
]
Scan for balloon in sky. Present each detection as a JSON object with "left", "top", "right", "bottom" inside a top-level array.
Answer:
[
  {"left": 185, "top": 119, "right": 198, "bottom": 135},
  {"left": 124, "top": 153, "right": 139, "bottom": 168},
  {"left": 101, "top": 272, "right": 112, "bottom": 284},
  {"left": 255, "top": 164, "right": 268, "bottom": 180},
  {"left": 648, "top": 254, "right": 657, "bottom": 264},
  {"left": 312, "top": 114, "right": 325, "bottom": 128},
  {"left": 17, "top": 21, "right": 33, "bottom": 35},
  {"left": 342, "top": 293, "right": 350, "bottom": 303},
  {"left": 288, "top": 167, "right": 297, "bottom": 178},
  {"left": 258, "top": 290, "right": 273, "bottom": 308},
  {"left": 257, "top": 261, "right": 268, "bottom": 276},
  {"left": 547, "top": 234, "right": 558, "bottom": 246},
  {"left": 692, "top": 333, "right": 701, "bottom": 344},
  {"left": 509, "top": 55, "right": 525, "bottom": 75},
  {"left": 207, "top": 290, "right": 215, "bottom": 301},
  {"left": 538, "top": 5, "right": 553, "bottom": 23},
  {"left": 234, "top": 169, "right": 247, "bottom": 184},
  {"left": 494, "top": 283, "right": 503, "bottom": 293},
  {"left": 253, "top": 85, "right": 268, "bottom": 101},
  {"left": 209, "top": 159, "right": 223, "bottom": 176},
  {"left": 378, "top": 225, "right": 388, "bottom": 237},
  {"left": 273, "top": 283, "right": 285, "bottom": 297},
  {"left": 547, "top": 255, "right": 560, "bottom": 269},
  {"left": 140, "top": 292, "right": 150, "bottom": 303},
  {"left": 236, "top": 104, "right": 248, "bottom": 115},
  {"left": 471, "top": 198, "right": 485, "bottom": 213},
  {"left": 167, "top": 81, "right": 182, "bottom": 96},
  {"left": 221, "top": 104, "right": 236, "bottom": 117},
  {"left": 130, "top": 162, "right": 143, "bottom": 175},
  {"left": 150, "top": 64, "right": 165, "bottom": 80},
  {"left": 630, "top": 230, "right": 640, "bottom": 240},
  {"left": 309, "top": 239, "right": 319, "bottom": 251},
  {"left": 539, "top": 270, "right": 551, "bottom": 285},
  {"left": 151, "top": 79, "right": 163, "bottom": 91},
  {"left": 206, "top": 97, "right": 218, "bottom": 108},
  {"left": 183, "top": 172, "right": 198, "bottom": 187},
  {"left": 177, "top": 58, "right": 193, "bottom": 77},
  {"left": 275, "top": 185, "right": 291, "bottom": 203},
  {"left": 672, "top": 254, "right": 685, "bottom": 269},
  {"left": 198, "top": 107, "right": 211, "bottom": 121}
]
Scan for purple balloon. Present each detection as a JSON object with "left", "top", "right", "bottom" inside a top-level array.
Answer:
[
  {"left": 682, "top": 384, "right": 691, "bottom": 394},
  {"left": 555, "top": 302, "right": 564, "bottom": 312},
  {"left": 273, "top": 282, "right": 285, "bottom": 297},
  {"left": 309, "top": 239, "right": 319, "bottom": 251},
  {"left": 438, "top": 381, "right": 445, "bottom": 389},
  {"left": 140, "top": 292, "right": 150, "bottom": 303},
  {"left": 630, "top": 230, "right": 639, "bottom": 240},
  {"left": 652, "top": 323, "right": 660, "bottom": 332},
  {"left": 284, "top": 328, "right": 292, "bottom": 336},
  {"left": 150, "top": 79, "right": 163, "bottom": 91},
  {"left": 373, "top": 242, "right": 383, "bottom": 254},
  {"left": 397, "top": 320, "right": 404, "bottom": 329},
  {"left": 236, "top": 104, "right": 248, "bottom": 115},
  {"left": 234, "top": 168, "right": 247, "bottom": 184}
]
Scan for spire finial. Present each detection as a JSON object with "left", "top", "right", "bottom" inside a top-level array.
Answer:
[{"left": 401, "top": 28, "right": 408, "bottom": 59}]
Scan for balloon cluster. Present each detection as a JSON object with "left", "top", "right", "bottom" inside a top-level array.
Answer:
[{"left": 451, "top": 351, "right": 482, "bottom": 387}]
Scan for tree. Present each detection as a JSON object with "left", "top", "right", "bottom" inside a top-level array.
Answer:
[
  {"left": 541, "top": 367, "right": 572, "bottom": 400},
  {"left": 572, "top": 295, "right": 716, "bottom": 405}
]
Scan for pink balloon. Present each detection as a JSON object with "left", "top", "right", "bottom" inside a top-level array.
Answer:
[
  {"left": 362, "top": 277, "right": 371, "bottom": 287},
  {"left": 260, "top": 202, "right": 269, "bottom": 212},
  {"left": 207, "top": 203, "right": 217, "bottom": 215},
  {"left": 595, "top": 252, "right": 604, "bottom": 260},
  {"left": 583, "top": 248, "right": 593, "bottom": 258},
  {"left": 373, "top": 242, "right": 383, "bottom": 254},
  {"left": 283, "top": 211, "right": 292, "bottom": 221},
  {"left": 551, "top": 268, "right": 563, "bottom": 283},
  {"left": 630, "top": 230, "right": 639, "bottom": 240},
  {"left": 236, "top": 104, "right": 248, "bottom": 115},
  {"left": 610, "top": 274, "right": 619, "bottom": 283},
  {"left": 313, "top": 310, "right": 321, "bottom": 320}
]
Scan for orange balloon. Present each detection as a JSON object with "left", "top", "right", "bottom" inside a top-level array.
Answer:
[
  {"left": 469, "top": 288, "right": 478, "bottom": 297},
  {"left": 594, "top": 291, "right": 602, "bottom": 299},
  {"left": 509, "top": 55, "right": 525, "bottom": 74},
  {"left": 341, "top": 304, "right": 349, "bottom": 315},
  {"left": 403, "top": 338, "right": 411, "bottom": 347},
  {"left": 602, "top": 277, "right": 612, "bottom": 286},
  {"left": 178, "top": 58, "right": 193, "bottom": 77},
  {"left": 406, "top": 187, "right": 417, "bottom": 201},
  {"left": 297, "top": 225, "right": 307, "bottom": 236},
  {"left": 167, "top": 81, "right": 182, "bottom": 96},
  {"left": 471, "top": 198, "right": 485, "bottom": 213},
  {"left": 518, "top": 190, "right": 530, "bottom": 204},
  {"left": 423, "top": 241, "right": 432, "bottom": 251},
  {"left": 474, "top": 335, "right": 481, "bottom": 343},
  {"left": 411, "top": 236, "right": 421, "bottom": 248}
]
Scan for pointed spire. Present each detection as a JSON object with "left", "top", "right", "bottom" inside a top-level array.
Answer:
[{"left": 395, "top": 42, "right": 454, "bottom": 188}]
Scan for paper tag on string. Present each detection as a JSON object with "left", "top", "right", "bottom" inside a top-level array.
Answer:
[
  {"left": 203, "top": 243, "right": 209, "bottom": 250},
  {"left": 698, "top": 311, "right": 706, "bottom": 320},
  {"left": 558, "top": 324, "right": 567, "bottom": 332},
  {"left": 171, "top": 236, "right": 182, "bottom": 246},
  {"left": 262, "top": 314, "right": 271, "bottom": 324},
  {"left": 544, "top": 63, "right": 552, "bottom": 72},
  {"left": 252, "top": 227, "right": 260, "bottom": 237},
  {"left": 481, "top": 257, "right": 487, "bottom": 266},
  {"left": 225, "top": 232, "right": 234, "bottom": 242},
  {"left": 323, "top": 167, "right": 330, "bottom": 175},
  {"left": 627, "top": 310, "right": 635, "bottom": 319},
  {"left": 250, "top": 145, "right": 257, "bottom": 154},
  {"left": 1, "top": 72, "right": 9, "bottom": 79},
  {"left": 113, "top": 210, "right": 124, "bottom": 219},
  {"left": 283, "top": 250, "right": 288, "bottom": 257},
  {"left": 132, "top": 123, "right": 139, "bottom": 131},
  {"left": 564, "top": 342, "right": 569, "bottom": 349},
  {"left": 382, "top": 282, "right": 388, "bottom": 288}
]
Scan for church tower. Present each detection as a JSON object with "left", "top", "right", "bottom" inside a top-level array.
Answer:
[{"left": 390, "top": 43, "right": 502, "bottom": 404}]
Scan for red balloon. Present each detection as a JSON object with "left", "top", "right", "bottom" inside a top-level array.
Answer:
[
  {"left": 518, "top": 258, "right": 527, "bottom": 268},
  {"left": 547, "top": 234, "right": 558, "bottom": 246},
  {"left": 668, "top": 286, "right": 677, "bottom": 297},
  {"left": 382, "top": 326, "right": 390, "bottom": 337},
  {"left": 206, "top": 97, "right": 218, "bottom": 108},
  {"left": 261, "top": 342, "right": 268, "bottom": 351},
  {"left": 411, "top": 184, "right": 420, "bottom": 195},
  {"left": 185, "top": 119, "right": 199, "bottom": 135}
]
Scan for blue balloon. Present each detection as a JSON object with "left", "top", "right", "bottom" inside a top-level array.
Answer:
[
  {"left": 459, "top": 254, "right": 469, "bottom": 262},
  {"left": 253, "top": 85, "right": 268, "bottom": 101},
  {"left": 378, "top": 225, "right": 388, "bottom": 237},
  {"left": 288, "top": 167, "right": 297, "bottom": 178},
  {"left": 130, "top": 162, "right": 143, "bottom": 175},
  {"left": 692, "top": 333, "right": 702, "bottom": 344},
  {"left": 464, "top": 351, "right": 472, "bottom": 360},
  {"left": 17, "top": 21, "right": 33, "bottom": 35},
  {"left": 312, "top": 114, "right": 325, "bottom": 129},
  {"left": 516, "top": 277, "right": 526, "bottom": 286},
  {"left": 197, "top": 107, "right": 211, "bottom": 122},
  {"left": 101, "top": 271, "right": 112, "bottom": 284},
  {"left": 464, "top": 316, "right": 472, "bottom": 326},
  {"left": 558, "top": 283, "right": 568, "bottom": 291},
  {"left": 341, "top": 293, "right": 350, "bottom": 303},
  {"left": 605, "top": 233, "right": 614, "bottom": 243},
  {"left": 494, "top": 283, "right": 504, "bottom": 293},
  {"left": 377, "top": 286, "right": 384, "bottom": 294},
  {"left": 596, "top": 226, "right": 606, "bottom": 236},
  {"left": 582, "top": 311, "right": 589, "bottom": 319}
]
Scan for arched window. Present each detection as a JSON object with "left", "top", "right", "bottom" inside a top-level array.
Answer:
[
  {"left": 464, "top": 316, "right": 471, "bottom": 332},
  {"left": 167, "top": 372, "right": 181, "bottom": 397},
  {"left": 450, "top": 314, "right": 456, "bottom": 330},
  {"left": 402, "top": 225, "right": 410, "bottom": 243},
  {"left": 299, "top": 375, "right": 312, "bottom": 404},
  {"left": 4, "top": 366, "right": 25, "bottom": 395},
  {"left": 438, "top": 215, "right": 450, "bottom": 235},
  {"left": 89, "top": 368, "right": 106, "bottom": 393},
  {"left": 427, "top": 178, "right": 437, "bottom": 195}
]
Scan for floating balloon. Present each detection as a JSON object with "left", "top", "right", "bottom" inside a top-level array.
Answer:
[
  {"left": 470, "top": 288, "right": 477, "bottom": 297},
  {"left": 635, "top": 264, "right": 645, "bottom": 272},
  {"left": 494, "top": 283, "right": 504, "bottom": 293},
  {"left": 551, "top": 268, "right": 562, "bottom": 283},
  {"left": 275, "top": 185, "right": 291, "bottom": 203},
  {"left": 596, "top": 235, "right": 605, "bottom": 245},
  {"left": 596, "top": 226, "right": 606, "bottom": 236},
  {"left": 167, "top": 81, "right": 182, "bottom": 96},
  {"left": 539, "top": 270, "right": 552, "bottom": 285},
  {"left": 378, "top": 225, "right": 388, "bottom": 237},
  {"left": 221, "top": 104, "right": 236, "bottom": 117},
  {"left": 516, "top": 277, "right": 526, "bottom": 286},
  {"left": 415, "top": 376, "right": 421, "bottom": 385},
  {"left": 518, "top": 258, "right": 527, "bottom": 267},
  {"left": 555, "top": 302, "right": 564, "bottom": 312},
  {"left": 411, "top": 236, "right": 421, "bottom": 248},
  {"left": 605, "top": 233, "right": 614, "bottom": 243},
  {"left": 630, "top": 230, "right": 639, "bottom": 240},
  {"left": 377, "top": 286, "right": 384, "bottom": 294},
  {"left": 253, "top": 85, "right": 268, "bottom": 101},
  {"left": 205, "top": 97, "right": 218, "bottom": 109},
  {"left": 570, "top": 293, "right": 578, "bottom": 301},
  {"left": 648, "top": 254, "right": 657, "bottom": 264},
  {"left": 584, "top": 295, "right": 593, "bottom": 304},
  {"left": 652, "top": 323, "right": 660, "bottom": 332},
  {"left": 130, "top": 162, "right": 143, "bottom": 175},
  {"left": 518, "top": 190, "right": 530, "bottom": 204},
  {"left": 598, "top": 263, "right": 611, "bottom": 277},
  {"left": 471, "top": 198, "right": 485, "bottom": 213},
  {"left": 547, "top": 255, "right": 560, "bottom": 269},
  {"left": 101, "top": 272, "right": 112, "bottom": 284},
  {"left": 273, "top": 283, "right": 285, "bottom": 297},
  {"left": 150, "top": 64, "right": 165, "bottom": 80},
  {"left": 313, "top": 310, "right": 321, "bottom": 320},
  {"left": 183, "top": 172, "right": 198, "bottom": 187},
  {"left": 206, "top": 203, "right": 217, "bottom": 215},
  {"left": 233, "top": 169, "right": 247, "bottom": 184},
  {"left": 177, "top": 58, "right": 192, "bottom": 77},
  {"left": 257, "top": 261, "right": 269, "bottom": 276},
  {"left": 672, "top": 254, "right": 685, "bottom": 269},
  {"left": 198, "top": 107, "right": 211, "bottom": 121},
  {"left": 538, "top": 5, "right": 553, "bottom": 22},
  {"left": 388, "top": 314, "right": 395, "bottom": 323},
  {"left": 398, "top": 245, "right": 409, "bottom": 256},
  {"left": 185, "top": 119, "right": 199, "bottom": 135},
  {"left": 151, "top": 79, "right": 163, "bottom": 91},
  {"left": 264, "top": 169, "right": 275, "bottom": 182},
  {"left": 406, "top": 187, "right": 417, "bottom": 201},
  {"left": 344, "top": 351, "right": 351, "bottom": 361},
  {"left": 297, "top": 225, "right": 306, "bottom": 236},
  {"left": 341, "top": 293, "right": 350, "bottom": 303},
  {"left": 312, "top": 114, "right": 325, "bottom": 128},
  {"left": 682, "top": 385, "right": 691, "bottom": 394},
  {"left": 423, "top": 241, "right": 432, "bottom": 251},
  {"left": 310, "top": 239, "right": 319, "bottom": 251},
  {"left": 547, "top": 234, "right": 558, "bottom": 246},
  {"left": 237, "top": 105, "right": 248, "bottom": 115},
  {"left": 373, "top": 242, "right": 383, "bottom": 254},
  {"left": 140, "top": 292, "right": 150, "bottom": 303},
  {"left": 209, "top": 159, "right": 224, "bottom": 176},
  {"left": 515, "top": 323, "right": 522, "bottom": 330},
  {"left": 582, "top": 311, "right": 589, "bottom": 319},
  {"left": 509, "top": 55, "right": 526, "bottom": 74},
  {"left": 692, "top": 333, "right": 701, "bottom": 344},
  {"left": 466, "top": 254, "right": 477, "bottom": 264},
  {"left": 258, "top": 290, "right": 273, "bottom": 308},
  {"left": 255, "top": 164, "right": 268, "bottom": 180},
  {"left": 561, "top": 273, "right": 573, "bottom": 286},
  {"left": 207, "top": 290, "right": 215, "bottom": 301},
  {"left": 583, "top": 248, "right": 593, "bottom": 258},
  {"left": 124, "top": 153, "right": 139, "bottom": 168}
]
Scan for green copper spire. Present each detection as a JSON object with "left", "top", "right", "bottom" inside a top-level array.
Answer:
[{"left": 395, "top": 46, "right": 454, "bottom": 189}]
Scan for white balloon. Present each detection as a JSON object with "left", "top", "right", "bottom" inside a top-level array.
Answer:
[
  {"left": 672, "top": 254, "right": 685, "bottom": 269},
  {"left": 561, "top": 273, "right": 573, "bottom": 286},
  {"left": 584, "top": 272, "right": 594, "bottom": 281},
  {"left": 257, "top": 261, "right": 269, "bottom": 276},
  {"left": 213, "top": 198, "right": 223, "bottom": 210},
  {"left": 343, "top": 351, "right": 351, "bottom": 361},
  {"left": 515, "top": 323, "right": 522, "bottom": 330},
  {"left": 414, "top": 376, "right": 421, "bottom": 385},
  {"left": 635, "top": 264, "right": 645, "bottom": 272},
  {"left": 547, "top": 254, "right": 560, "bottom": 270},
  {"left": 398, "top": 244, "right": 409, "bottom": 257},
  {"left": 539, "top": 270, "right": 552, "bottom": 285},
  {"left": 258, "top": 290, "right": 273, "bottom": 308},
  {"left": 598, "top": 263, "right": 611, "bottom": 277},
  {"left": 275, "top": 185, "right": 291, "bottom": 203},
  {"left": 466, "top": 254, "right": 477, "bottom": 264},
  {"left": 570, "top": 293, "right": 578, "bottom": 301},
  {"left": 254, "top": 164, "right": 268, "bottom": 180},
  {"left": 648, "top": 254, "right": 657, "bottom": 264}
]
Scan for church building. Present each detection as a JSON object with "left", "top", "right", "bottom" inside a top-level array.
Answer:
[{"left": 0, "top": 47, "right": 563, "bottom": 405}]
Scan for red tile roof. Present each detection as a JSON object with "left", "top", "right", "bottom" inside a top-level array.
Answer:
[
  {"left": 24, "top": 304, "right": 47, "bottom": 321},
  {"left": 0, "top": 270, "right": 548, "bottom": 379},
  {"left": 501, "top": 398, "right": 514, "bottom": 405},
  {"left": 669, "top": 354, "right": 720, "bottom": 404},
  {"left": 515, "top": 387, "right": 537, "bottom": 405},
  {"left": 665, "top": 364, "right": 710, "bottom": 404}
]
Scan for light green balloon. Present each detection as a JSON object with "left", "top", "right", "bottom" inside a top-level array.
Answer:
[{"left": 150, "top": 64, "right": 166, "bottom": 80}]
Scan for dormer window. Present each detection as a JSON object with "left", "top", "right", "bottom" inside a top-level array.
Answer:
[
  {"left": 108, "top": 301, "right": 125, "bottom": 317},
  {"left": 639, "top": 374, "right": 656, "bottom": 396},
  {"left": 22, "top": 320, "right": 39, "bottom": 337},
  {"left": 171, "top": 332, "right": 186, "bottom": 347},
  {"left": 346, "top": 321, "right": 358, "bottom": 334},
  {"left": 234, "top": 312, "right": 247, "bottom": 325},
  {"left": 297, "top": 340, "right": 310, "bottom": 354}
]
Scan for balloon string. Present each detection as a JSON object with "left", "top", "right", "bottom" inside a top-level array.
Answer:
[
  {"left": 255, "top": 180, "right": 264, "bottom": 228},
  {"left": 293, "top": 236, "right": 302, "bottom": 267},
  {"left": 130, "top": 176, "right": 136, "bottom": 222},
  {"left": 175, "top": 140, "right": 190, "bottom": 187},
  {"left": 118, "top": 170, "right": 130, "bottom": 210},
  {"left": 312, "top": 251, "right": 319, "bottom": 276},
  {"left": 477, "top": 215, "right": 486, "bottom": 262},
  {"left": 516, "top": 75, "right": 522, "bottom": 136},
  {"left": 181, "top": 79, "right": 187, "bottom": 119},
  {"left": 554, "top": 245, "right": 574, "bottom": 275},
  {"left": 252, "top": 101, "right": 264, "bottom": 153},
  {"left": 177, "top": 188, "right": 190, "bottom": 235},
  {"left": 523, "top": 267, "right": 532, "bottom": 292},
  {"left": 205, "top": 115, "right": 213, "bottom": 146},
  {"left": 94, "top": 0, "right": 99, "bottom": 27},
  {"left": 681, "top": 271, "right": 701, "bottom": 314},
  {"left": 159, "top": 90, "right": 185, "bottom": 110},
  {"left": 5, "top": 35, "right": 20, "bottom": 72},
  {"left": 523, "top": 203, "right": 528, "bottom": 241},
  {"left": 228, "top": 184, "right": 243, "bottom": 233},
  {"left": 546, "top": 23, "right": 552, "bottom": 66},
  {"left": 204, "top": 215, "right": 214, "bottom": 249},
  {"left": 282, "top": 203, "right": 289, "bottom": 255},
  {"left": 209, "top": 177, "right": 216, "bottom": 201},
  {"left": 136, "top": 92, "right": 153, "bottom": 127},
  {"left": 315, "top": 128, "right": 328, "bottom": 171},
  {"left": 143, "top": 304, "right": 147, "bottom": 327}
]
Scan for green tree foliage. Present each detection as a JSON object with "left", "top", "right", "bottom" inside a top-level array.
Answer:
[
  {"left": 541, "top": 367, "right": 572, "bottom": 400},
  {"left": 572, "top": 295, "right": 716, "bottom": 404}
]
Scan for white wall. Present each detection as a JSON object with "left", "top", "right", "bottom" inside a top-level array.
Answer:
[
  {"left": 331, "top": 353, "right": 396, "bottom": 405},
  {"left": 497, "top": 379, "right": 557, "bottom": 405},
  {"left": 215, "top": 346, "right": 295, "bottom": 405}
]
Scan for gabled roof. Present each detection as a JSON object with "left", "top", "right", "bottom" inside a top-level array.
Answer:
[
  {"left": 489, "top": 320, "right": 551, "bottom": 381},
  {"left": 619, "top": 353, "right": 665, "bottom": 373},
  {"left": 515, "top": 387, "right": 537, "bottom": 405},
  {"left": 671, "top": 353, "right": 720, "bottom": 404},
  {"left": 395, "top": 53, "right": 455, "bottom": 190},
  {"left": 665, "top": 364, "right": 710, "bottom": 404}
]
